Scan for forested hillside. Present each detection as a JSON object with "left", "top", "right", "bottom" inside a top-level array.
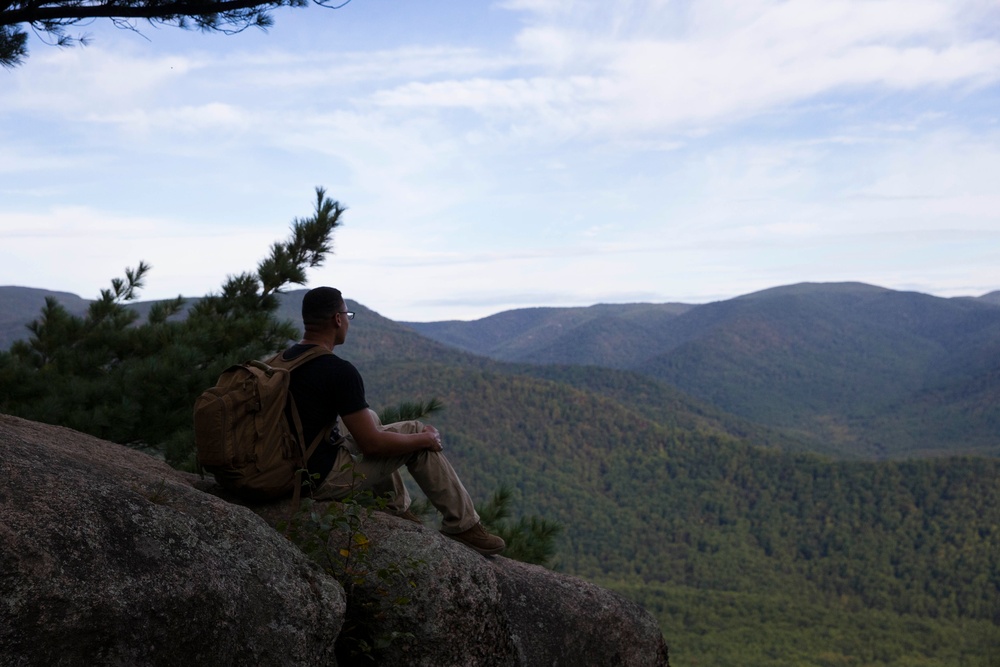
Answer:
[
  {"left": 405, "top": 302, "right": 695, "bottom": 367},
  {"left": 0, "top": 286, "right": 193, "bottom": 350},
  {"left": 4, "top": 283, "right": 999, "bottom": 665},
  {"left": 7, "top": 281, "right": 998, "bottom": 462},
  {"left": 357, "top": 360, "right": 1000, "bottom": 666},
  {"left": 343, "top": 299, "right": 1000, "bottom": 666},
  {"left": 405, "top": 282, "right": 1000, "bottom": 459},
  {"left": 0, "top": 287, "right": 90, "bottom": 349}
]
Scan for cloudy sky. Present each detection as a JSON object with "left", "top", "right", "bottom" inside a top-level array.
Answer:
[{"left": 2, "top": 0, "right": 999, "bottom": 322}]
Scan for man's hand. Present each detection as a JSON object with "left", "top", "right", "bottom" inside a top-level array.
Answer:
[{"left": 423, "top": 425, "right": 443, "bottom": 452}]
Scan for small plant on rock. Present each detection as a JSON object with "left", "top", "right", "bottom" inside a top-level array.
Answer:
[{"left": 280, "top": 466, "right": 423, "bottom": 664}]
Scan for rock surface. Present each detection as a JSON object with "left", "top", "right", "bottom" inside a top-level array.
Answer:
[
  {"left": 1, "top": 414, "right": 670, "bottom": 666},
  {"left": 0, "top": 414, "right": 344, "bottom": 666}
]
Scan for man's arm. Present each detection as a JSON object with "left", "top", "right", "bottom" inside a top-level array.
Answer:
[{"left": 340, "top": 408, "right": 443, "bottom": 458}]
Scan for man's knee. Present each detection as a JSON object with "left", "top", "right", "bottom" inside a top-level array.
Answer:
[{"left": 383, "top": 419, "right": 425, "bottom": 436}]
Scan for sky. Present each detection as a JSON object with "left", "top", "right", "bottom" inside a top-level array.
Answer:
[{"left": 2, "top": 0, "right": 999, "bottom": 322}]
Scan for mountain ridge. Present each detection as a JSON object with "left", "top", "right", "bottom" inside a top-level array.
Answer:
[
  {"left": 401, "top": 282, "right": 1000, "bottom": 458},
  {"left": 3, "top": 282, "right": 998, "bottom": 459}
]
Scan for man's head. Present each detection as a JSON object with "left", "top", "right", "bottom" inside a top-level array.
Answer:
[
  {"left": 302, "top": 286, "right": 351, "bottom": 345},
  {"left": 302, "top": 286, "right": 344, "bottom": 325}
]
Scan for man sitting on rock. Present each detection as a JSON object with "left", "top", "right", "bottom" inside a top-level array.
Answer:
[{"left": 280, "top": 286, "right": 505, "bottom": 556}]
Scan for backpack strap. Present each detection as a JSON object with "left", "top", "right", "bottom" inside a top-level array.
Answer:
[
  {"left": 266, "top": 345, "right": 337, "bottom": 507},
  {"left": 266, "top": 343, "right": 333, "bottom": 372}
]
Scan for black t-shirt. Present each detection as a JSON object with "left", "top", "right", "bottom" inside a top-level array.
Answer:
[{"left": 282, "top": 344, "right": 369, "bottom": 483}]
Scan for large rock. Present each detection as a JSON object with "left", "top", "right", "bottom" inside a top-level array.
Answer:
[
  {"left": 1, "top": 414, "right": 670, "bottom": 666},
  {"left": 366, "top": 520, "right": 670, "bottom": 666},
  {"left": 0, "top": 414, "right": 344, "bottom": 666},
  {"left": 253, "top": 498, "right": 671, "bottom": 666}
]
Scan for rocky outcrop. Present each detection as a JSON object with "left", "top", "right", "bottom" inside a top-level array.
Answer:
[
  {"left": 0, "top": 414, "right": 344, "bottom": 666},
  {"left": 1, "top": 414, "right": 669, "bottom": 666}
]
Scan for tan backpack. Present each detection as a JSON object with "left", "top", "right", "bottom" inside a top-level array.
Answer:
[{"left": 193, "top": 346, "right": 333, "bottom": 501}]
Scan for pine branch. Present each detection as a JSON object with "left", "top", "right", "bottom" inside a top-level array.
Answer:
[
  {"left": 378, "top": 398, "right": 444, "bottom": 424},
  {"left": 1, "top": 0, "right": 300, "bottom": 27},
  {"left": 1, "top": 0, "right": 350, "bottom": 66},
  {"left": 257, "top": 187, "right": 344, "bottom": 299}
]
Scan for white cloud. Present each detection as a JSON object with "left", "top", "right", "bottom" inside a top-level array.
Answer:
[
  {"left": 3, "top": 47, "right": 197, "bottom": 114},
  {"left": 0, "top": 206, "right": 277, "bottom": 299},
  {"left": 92, "top": 102, "right": 254, "bottom": 139},
  {"left": 0, "top": 149, "right": 89, "bottom": 176},
  {"left": 1, "top": 0, "right": 998, "bottom": 321}
]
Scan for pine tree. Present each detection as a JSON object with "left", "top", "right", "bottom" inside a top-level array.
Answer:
[{"left": 0, "top": 187, "right": 344, "bottom": 468}]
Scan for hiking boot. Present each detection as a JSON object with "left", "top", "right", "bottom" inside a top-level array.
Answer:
[{"left": 444, "top": 523, "right": 505, "bottom": 556}]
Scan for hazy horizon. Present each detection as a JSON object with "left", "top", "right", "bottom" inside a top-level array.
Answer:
[{"left": 4, "top": 279, "right": 998, "bottom": 324}]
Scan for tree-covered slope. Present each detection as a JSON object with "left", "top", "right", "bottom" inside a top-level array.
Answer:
[
  {"left": 7, "top": 281, "right": 999, "bottom": 459},
  {"left": 340, "top": 299, "right": 488, "bottom": 368},
  {"left": 403, "top": 283, "right": 1000, "bottom": 459},
  {"left": 355, "top": 359, "right": 1000, "bottom": 666},
  {"left": 641, "top": 285, "right": 1000, "bottom": 457},
  {"left": 340, "top": 303, "right": 1000, "bottom": 664},
  {"left": 403, "top": 302, "right": 694, "bottom": 366},
  {"left": 505, "top": 362, "right": 827, "bottom": 455},
  {"left": 0, "top": 286, "right": 487, "bottom": 369},
  {"left": 0, "top": 287, "right": 91, "bottom": 350},
  {"left": 341, "top": 294, "right": 816, "bottom": 455},
  {"left": 360, "top": 360, "right": 999, "bottom": 613}
]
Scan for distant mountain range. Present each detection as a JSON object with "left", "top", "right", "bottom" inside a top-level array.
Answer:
[
  {"left": 4, "top": 282, "right": 1000, "bottom": 664},
  {"left": 403, "top": 283, "right": 1000, "bottom": 459},
  {"left": 3, "top": 282, "right": 999, "bottom": 459}
]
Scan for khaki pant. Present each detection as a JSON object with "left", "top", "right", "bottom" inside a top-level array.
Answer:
[{"left": 312, "top": 410, "right": 480, "bottom": 534}]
